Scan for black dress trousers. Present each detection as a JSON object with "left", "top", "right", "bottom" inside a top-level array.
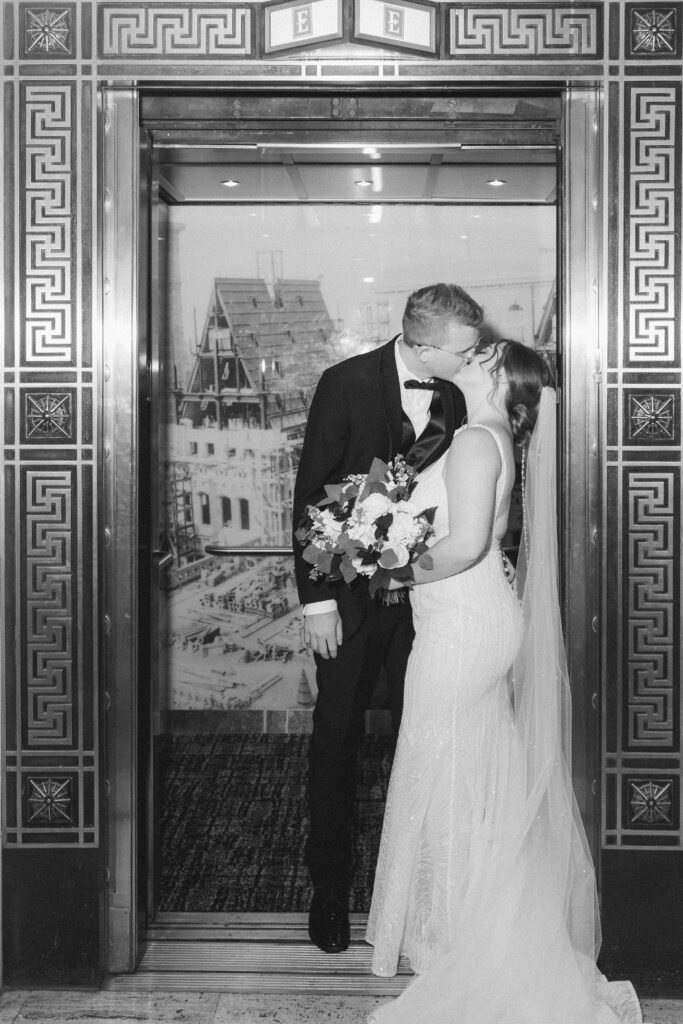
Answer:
[{"left": 305, "top": 593, "right": 414, "bottom": 891}]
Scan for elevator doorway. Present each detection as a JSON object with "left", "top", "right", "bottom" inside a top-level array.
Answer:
[{"left": 102, "top": 86, "right": 602, "bottom": 979}]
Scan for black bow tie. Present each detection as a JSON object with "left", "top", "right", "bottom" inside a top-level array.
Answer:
[{"left": 404, "top": 378, "right": 442, "bottom": 390}]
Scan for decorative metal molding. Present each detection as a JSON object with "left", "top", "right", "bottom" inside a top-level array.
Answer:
[
  {"left": 23, "top": 468, "right": 75, "bottom": 748},
  {"left": 99, "top": 4, "right": 255, "bottom": 59},
  {"left": 4, "top": 458, "right": 95, "bottom": 846},
  {"left": 626, "top": 391, "right": 678, "bottom": 444},
  {"left": 27, "top": 776, "right": 73, "bottom": 824},
  {"left": 626, "top": 777, "right": 676, "bottom": 828},
  {"left": 628, "top": 5, "right": 680, "bottom": 57},
  {"left": 20, "top": 4, "right": 75, "bottom": 58},
  {"left": 447, "top": 3, "right": 601, "bottom": 60},
  {"left": 624, "top": 470, "right": 678, "bottom": 750},
  {"left": 22, "top": 84, "right": 75, "bottom": 365},
  {"left": 22, "top": 391, "right": 74, "bottom": 442},
  {"left": 625, "top": 84, "right": 681, "bottom": 366}
]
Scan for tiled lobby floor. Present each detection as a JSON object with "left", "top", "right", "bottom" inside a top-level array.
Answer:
[{"left": 0, "top": 990, "right": 679, "bottom": 1023}]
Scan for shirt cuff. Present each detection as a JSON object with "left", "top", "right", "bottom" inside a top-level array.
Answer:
[{"left": 302, "top": 600, "right": 338, "bottom": 616}]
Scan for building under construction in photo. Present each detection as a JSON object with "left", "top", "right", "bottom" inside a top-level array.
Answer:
[{"left": 161, "top": 275, "right": 342, "bottom": 576}]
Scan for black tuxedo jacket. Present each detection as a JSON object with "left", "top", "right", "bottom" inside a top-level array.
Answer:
[{"left": 292, "top": 337, "right": 467, "bottom": 636}]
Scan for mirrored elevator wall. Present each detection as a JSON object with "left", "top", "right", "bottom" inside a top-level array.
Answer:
[
  {"left": 1, "top": 0, "right": 681, "bottom": 987},
  {"left": 151, "top": 191, "right": 557, "bottom": 914},
  {"left": 158, "top": 204, "right": 556, "bottom": 729}
]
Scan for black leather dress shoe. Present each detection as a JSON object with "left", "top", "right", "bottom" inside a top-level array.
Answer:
[{"left": 308, "top": 886, "right": 350, "bottom": 953}]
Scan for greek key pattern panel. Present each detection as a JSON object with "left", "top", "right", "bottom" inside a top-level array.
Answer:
[
  {"left": 4, "top": 462, "right": 96, "bottom": 847},
  {"left": 22, "top": 84, "right": 75, "bottom": 366},
  {"left": 98, "top": 3, "right": 254, "bottom": 58},
  {"left": 625, "top": 83, "right": 682, "bottom": 367},
  {"left": 624, "top": 470, "right": 679, "bottom": 752},
  {"left": 448, "top": 3, "right": 601, "bottom": 59},
  {"left": 23, "top": 468, "right": 75, "bottom": 748}
]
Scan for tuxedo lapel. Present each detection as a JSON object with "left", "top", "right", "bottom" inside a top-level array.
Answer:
[
  {"left": 405, "top": 389, "right": 446, "bottom": 473},
  {"left": 406, "top": 381, "right": 467, "bottom": 473},
  {"left": 377, "top": 337, "right": 406, "bottom": 461}
]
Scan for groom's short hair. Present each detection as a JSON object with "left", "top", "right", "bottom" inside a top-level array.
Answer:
[{"left": 402, "top": 283, "right": 483, "bottom": 346}]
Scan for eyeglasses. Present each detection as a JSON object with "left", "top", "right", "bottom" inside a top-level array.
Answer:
[{"left": 413, "top": 338, "right": 482, "bottom": 365}]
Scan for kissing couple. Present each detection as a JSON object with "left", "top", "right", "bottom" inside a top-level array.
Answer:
[{"left": 293, "top": 283, "right": 641, "bottom": 1023}]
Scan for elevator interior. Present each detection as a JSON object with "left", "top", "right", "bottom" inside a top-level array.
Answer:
[{"left": 138, "top": 90, "right": 563, "bottom": 928}]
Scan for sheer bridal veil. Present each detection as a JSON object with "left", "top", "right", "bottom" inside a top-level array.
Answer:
[{"left": 368, "top": 387, "right": 641, "bottom": 1024}]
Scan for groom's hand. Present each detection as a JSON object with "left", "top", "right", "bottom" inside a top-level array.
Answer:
[{"left": 305, "top": 610, "right": 343, "bottom": 659}]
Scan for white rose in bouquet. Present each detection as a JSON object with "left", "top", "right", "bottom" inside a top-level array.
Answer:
[
  {"left": 390, "top": 501, "right": 423, "bottom": 546},
  {"left": 347, "top": 517, "right": 378, "bottom": 547},
  {"left": 359, "top": 491, "right": 394, "bottom": 523}
]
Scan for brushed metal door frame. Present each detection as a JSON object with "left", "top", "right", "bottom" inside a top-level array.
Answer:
[
  {"left": 101, "top": 83, "right": 601, "bottom": 972},
  {"left": 101, "top": 86, "right": 148, "bottom": 972},
  {"left": 560, "top": 85, "right": 602, "bottom": 841}
]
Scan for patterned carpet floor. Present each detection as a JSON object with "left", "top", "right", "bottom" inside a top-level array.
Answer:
[{"left": 156, "top": 733, "right": 394, "bottom": 913}]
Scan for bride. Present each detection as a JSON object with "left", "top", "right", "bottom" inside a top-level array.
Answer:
[{"left": 365, "top": 337, "right": 642, "bottom": 1024}]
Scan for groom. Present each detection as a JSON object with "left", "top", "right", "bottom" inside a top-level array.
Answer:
[{"left": 293, "top": 282, "right": 483, "bottom": 953}]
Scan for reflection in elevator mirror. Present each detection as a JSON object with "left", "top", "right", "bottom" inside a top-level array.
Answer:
[{"left": 153, "top": 200, "right": 556, "bottom": 914}]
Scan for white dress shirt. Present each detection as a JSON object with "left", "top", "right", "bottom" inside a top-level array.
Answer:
[{"left": 304, "top": 338, "right": 432, "bottom": 617}]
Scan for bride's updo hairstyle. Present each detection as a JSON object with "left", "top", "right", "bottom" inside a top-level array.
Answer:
[{"left": 483, "top": 339, "right": 554, "bottom": 446}]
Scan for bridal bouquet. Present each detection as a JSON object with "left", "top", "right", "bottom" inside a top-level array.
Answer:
[{"left": 296, "top": 455, "right": 435, "bottom": 603}]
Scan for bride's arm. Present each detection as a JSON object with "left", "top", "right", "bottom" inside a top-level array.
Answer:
[{"left": 411, "top": 429, "right": 501, "bottom": 585}]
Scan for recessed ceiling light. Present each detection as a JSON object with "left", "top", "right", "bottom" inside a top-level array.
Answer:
[
  {"left": 363, "top": 277, "right": 375, "bottom": 284},
  {"left": 460, "top": 234, "right": 468, "bottom": 240},
  {"left": 487, "top": 178, "right": 506, "bottom": 187},
  {"left": 355, "top": 179, "right": 373, "bottom": 188},
  {"left": 222, "top": 178, "right": 240, "bottom": 187}
]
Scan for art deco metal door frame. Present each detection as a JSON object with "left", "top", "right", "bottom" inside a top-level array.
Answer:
[{"left": 101, "top": 83, "right": 601, "bottom": 972}]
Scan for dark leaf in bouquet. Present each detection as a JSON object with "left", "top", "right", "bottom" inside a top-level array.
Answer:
[
  {"left": 318, "top": 550, "right": 334, "bottom": 574},
  {"left": 374, "top": 512, "right": 393, "bottom": 538},
  {"left": 338, "top": 533, "right": 363, "bottom": 557},
  {"left": 378, "top": 547, "right": 400, "bottom": 569},
  {"left": 418, "top": 552, "right": 434, "bottom": 570},
  {"left": 390, "top": 562, "right": 415, "bottom": 585},
  {"left": 340, "top": 556, "right": 358, "bottom": 584},
  {"left": 421, "top": 506, "right": 438, "bottom": 525},
  {"left": 368, "top": 566, "right": 392, "bottom": 598},
  {"left": 359, "top": 547, "right": 381, "bottom": 566},
  {"left": 365, "top": 457, "right": 391, "bottom": 485},
  {"left": 321, "top": 482, "right": 346, "bottom": 505},
  {"left": 302, "top": 544, "right": 323, "bottom": 565},
  {"left": 295, "top": 525, "right": 310, "bottom": 543},
  {"left": 330, "top": 553, "right": 343, "bottom": 576}
]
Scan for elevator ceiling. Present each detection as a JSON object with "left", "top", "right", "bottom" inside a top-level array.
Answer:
[{"left": 158, "top": 142, "right": 557, "bottom": 204}]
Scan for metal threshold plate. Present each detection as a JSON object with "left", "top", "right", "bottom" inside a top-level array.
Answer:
[{"left": 105, "top": 913, "right": 413, "bottom": 994}]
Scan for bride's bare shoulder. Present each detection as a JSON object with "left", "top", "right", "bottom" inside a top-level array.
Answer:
[{"left": 447, "top": 424, "right": 504, "bottom": 472}]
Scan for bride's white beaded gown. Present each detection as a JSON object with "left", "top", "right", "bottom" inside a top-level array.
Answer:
[{"left": 366, "top": 423, "right": 641, "bottom": 1024}]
